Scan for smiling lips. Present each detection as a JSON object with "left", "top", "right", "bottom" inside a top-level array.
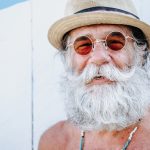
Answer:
[{"left": 86, "top": 76, "right": 113, "bottom": 85}]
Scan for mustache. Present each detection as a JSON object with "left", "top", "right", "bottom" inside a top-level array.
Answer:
[
  {"left": 67, "top": 64, "right": 136, "bottom": 85},
  {"left": 82, "top": 64, "right": 136, "bottom": 84}
]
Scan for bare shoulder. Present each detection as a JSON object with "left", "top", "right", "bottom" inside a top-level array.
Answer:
[{"left": 38, "top": 120, "right": 79, "bottom": 150}]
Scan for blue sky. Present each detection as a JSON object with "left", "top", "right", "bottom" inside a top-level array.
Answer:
[{"left": 0, "top": 0, "right": 28, "bottom": 9}]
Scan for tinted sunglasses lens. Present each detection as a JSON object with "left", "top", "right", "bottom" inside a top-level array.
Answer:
[
  {"left": 73, "top": 32, "right": 126, "bottom": 55},
  {"left": 74, "top": 36, "right": 92, "bottom": 55},
  {"left": 107, "top": 32, "right": 126, "bottom": 51}
]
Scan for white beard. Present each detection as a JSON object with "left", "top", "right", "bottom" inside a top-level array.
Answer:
[{"left": 61, "top": 63, "right": 150, "bottom": 131}]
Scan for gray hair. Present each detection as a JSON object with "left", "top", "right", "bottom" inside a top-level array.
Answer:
[{"left": 59, "top": 26, "right": 150, "bottom": 131}]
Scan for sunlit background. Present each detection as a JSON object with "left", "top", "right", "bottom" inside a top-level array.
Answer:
[{"left": 0, "top": 0, "right": 149, "bottom": 149}]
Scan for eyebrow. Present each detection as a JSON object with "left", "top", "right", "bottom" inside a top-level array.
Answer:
[
  {"left": 74, "top": 31, "right": 113, "bottom": 39},
  {"left": 75, "top": 36, "right": 90, "bottom": 42}
]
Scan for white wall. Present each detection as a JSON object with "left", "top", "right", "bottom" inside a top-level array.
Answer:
[
  {"left": 0, "top": 2, "right": 32, "bottom": 150},
  {"left": 31, "top": 0, "right": 67, "bottom": 149},
  {"left": 0, "top": 0, "right": 150, "bottom": 150},
  {"left": 132, "top": 0, "right": 150, "bottom": 24}
]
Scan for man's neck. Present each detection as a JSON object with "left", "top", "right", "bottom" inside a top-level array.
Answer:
[
  {"left": 88, "top": 122, "right": 139, "bottom": 137},
  {"left": 81, "top": 122, "right": 140, "bottom": 149}
]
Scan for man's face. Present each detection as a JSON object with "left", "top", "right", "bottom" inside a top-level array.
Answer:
[
  {"left": 62, "top": 25, "right": 150, "bottom": 131},
  {"left": 69, "top": 25, "right": 134, "bottom": 79}
]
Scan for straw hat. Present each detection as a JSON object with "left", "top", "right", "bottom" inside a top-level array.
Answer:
[{"left": 48, "top": 0, "right": 150, "bottom": 50}]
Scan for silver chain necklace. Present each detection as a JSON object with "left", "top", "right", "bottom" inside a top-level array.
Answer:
[{"left": 79, "top": 126, "right": 138, "bottom": 150}]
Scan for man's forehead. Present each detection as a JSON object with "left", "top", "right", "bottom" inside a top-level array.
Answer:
[{"left": 69, "top": 24, "right": 131, "bottom": 38}]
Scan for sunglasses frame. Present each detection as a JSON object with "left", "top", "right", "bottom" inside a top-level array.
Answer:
[{"left": 67, "top": 31, "right": 136, "bottom": 55}]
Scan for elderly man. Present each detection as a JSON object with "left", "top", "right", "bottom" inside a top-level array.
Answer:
[{"left": 39, "top": 0, "right": 150, "bottom": 149}]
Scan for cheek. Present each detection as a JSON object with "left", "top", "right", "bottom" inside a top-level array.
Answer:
[
  {"left": 112, "top": 51, "right": 134, "bottom": 69},
  {"left": 72, "top": 53, "right": 89, "bottom": 73}
]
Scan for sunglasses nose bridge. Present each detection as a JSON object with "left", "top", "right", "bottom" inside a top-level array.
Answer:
[{"left": 92, "top": 39, "right": 107, "bottom": 50}]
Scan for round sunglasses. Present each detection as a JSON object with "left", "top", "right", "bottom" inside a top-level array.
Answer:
[{"left": 67, "top": 31, "right": 135, "bottom": 55}]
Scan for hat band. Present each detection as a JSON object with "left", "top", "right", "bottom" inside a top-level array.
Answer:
[{"left": 75, "top": 6, "right": 139, "bottom": 19}]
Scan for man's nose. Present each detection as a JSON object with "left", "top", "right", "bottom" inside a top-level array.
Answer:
[{"left": 88, "top": 42, "right": 111, "bottom": 65}]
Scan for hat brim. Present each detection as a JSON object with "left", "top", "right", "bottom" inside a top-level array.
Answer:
[{"left": 48, "top": 12, "right": 150, "bottom": 50}]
